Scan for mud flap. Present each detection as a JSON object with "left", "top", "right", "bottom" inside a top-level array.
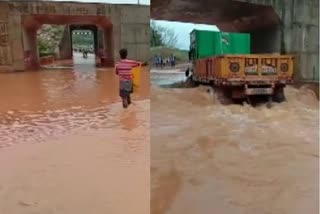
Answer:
[
  {"left": 215, "top": 87, "right": 233, "bottom": 105},
  {"left": 272, "top": 87, "right": 286, "bottom": 103},
  {"left": 246, "top": 96, "right": 252, "bottom": 106},
  {"left": 185, "top": 68, "right": 190, "bottom": 77},
  {"left": 266, "top": 95, "right": 272, "bottom": 108}
]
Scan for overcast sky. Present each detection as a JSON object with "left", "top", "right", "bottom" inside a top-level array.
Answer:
[{"left": 152, "top": 20, "right": 219, "bottom": 50}]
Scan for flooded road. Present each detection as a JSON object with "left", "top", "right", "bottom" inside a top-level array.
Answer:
[
  {"left": 150, "top": 69, "right": 186, "bottom": 86},
  {"left": 0, "top": 53, "right": 150, "bottom": 214},
  {"left": 151, "top": 70, "right": 319, "bottom": 214}
]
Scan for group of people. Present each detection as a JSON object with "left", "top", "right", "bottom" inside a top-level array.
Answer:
[{"left": 154, "top": 54, "right": 176, "bottom": 68}]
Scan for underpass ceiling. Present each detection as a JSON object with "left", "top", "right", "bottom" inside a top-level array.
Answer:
[{"left": 151, "top": 0, "right": 280, "bottom": 32}]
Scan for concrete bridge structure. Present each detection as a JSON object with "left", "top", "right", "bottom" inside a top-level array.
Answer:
[
  {"left": 0, "top": 1, "right": 150, "bottom": 71},
  {"left": 152, "top": 0, "right": 319, "bottom": 81}
]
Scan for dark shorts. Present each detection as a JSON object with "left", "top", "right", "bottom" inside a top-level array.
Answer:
[{"left": 119, "top": 80, "right": 133, "bottom": 98}]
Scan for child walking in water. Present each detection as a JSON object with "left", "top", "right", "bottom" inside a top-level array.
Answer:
[{"left": 115, "top": 49, "right": 141, "bottom": 108}]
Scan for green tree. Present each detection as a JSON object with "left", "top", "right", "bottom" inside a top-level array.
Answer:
[
  {"left": 150, "top": 20, "right": 177, "bottom": 48},
  {"left": 37, "top": 24, "right": 65, "bottom": 56},
  {"left": 72, "top": 32, "right": 94, "bottom": 47},
  {"left": 150, "top": 20, "right": 163, "bottom": 47}
]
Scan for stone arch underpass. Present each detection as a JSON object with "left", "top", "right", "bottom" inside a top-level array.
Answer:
[
  {"left": 23, "top": 14, "right": 112, "bottom": 68},
  {"left": 0, "top": 1, "right": 150, "bottom": 71}
]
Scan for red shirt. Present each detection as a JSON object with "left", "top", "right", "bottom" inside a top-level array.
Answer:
[{"left": 115, "top": 59, "right": 140, "bottom": 80}]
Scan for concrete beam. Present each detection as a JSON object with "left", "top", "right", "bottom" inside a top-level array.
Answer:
[{"left": 151, "top": 0, "right": 280, "bottom": 31}]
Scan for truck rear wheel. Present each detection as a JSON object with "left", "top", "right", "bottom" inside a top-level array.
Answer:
[
  {"left": 273, "top": 87, "right": 286, "bottom": 103},
  {"left": 246, "top": 96, "right": 253, "bottom": 106},
  {"left": 187, "top": 75, "right": 199, "bottom": 87},
  {"left": 215, "top": 87, "right": 232, "bottom": 105},
  {"left": 266, "top": 95, "right": 272, "bottom": 108}
]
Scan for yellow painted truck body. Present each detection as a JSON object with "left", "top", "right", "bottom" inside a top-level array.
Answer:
[{"left": 191, "top": 54, "right": 294, "bottom": 104}]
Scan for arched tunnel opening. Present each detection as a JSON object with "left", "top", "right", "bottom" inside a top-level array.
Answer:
[
  {"left": 151, "top": 0, "right": 282, "bottom": 55},
  {"left": 71, "top": 25, "right": 98, "bottom": 55},
  {"left": 70, "top": 25, "right": 98, "bottom": 66},
  {"left": 22, "top": 14, "right": 113, "bottom": 70}
]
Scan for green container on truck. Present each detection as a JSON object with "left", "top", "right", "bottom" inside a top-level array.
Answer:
[{"left": 190, "top": 30, "right": 251, "bottom": 59}]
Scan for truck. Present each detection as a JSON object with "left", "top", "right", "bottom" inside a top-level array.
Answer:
[{"left": 187, "top": 30, "right": 294, "bottom": 107}]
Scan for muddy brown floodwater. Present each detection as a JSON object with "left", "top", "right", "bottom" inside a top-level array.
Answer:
[
  {"left": 151, "top": 71, "right": 319, "bottom": 214},
  {"left": 0, "top": 53, "right": 150, "bottom": 214}
]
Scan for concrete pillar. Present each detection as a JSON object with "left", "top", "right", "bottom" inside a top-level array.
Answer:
[
  {"left": 93, "top": 27, "right": 98, "bottom": 53},
  {"left": 112, "top": 24, "right": 121, "bottom": 62},
  {"left": 98, "top": 27, "right": 114, "bottom": 66},
  {"left": 59, "top": 25, "right": 72, "bottom": 60},
  {"left": 8, "top": 13, "right": 24, "bottom": 71},
  {"left": 273, "top": 0, "right": 319, "bottom": 81},
  {"left": 0, "top": 2, "right": 12, "bottom": 70},
  {"left": 23, "top": 27, "right": 39, "bottom": 68},
  {"left": 104, "top": 27, "right": 113, "bottom": 60},
  {"left": 97, "top": 28, "right": 104, "bottom": 50}
]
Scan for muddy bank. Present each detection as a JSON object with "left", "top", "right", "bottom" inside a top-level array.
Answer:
[{"left": 151, "top": 84, "right": 319, "bottom": 214}]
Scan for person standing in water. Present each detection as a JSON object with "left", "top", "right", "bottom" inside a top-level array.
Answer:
[{"left": 115, "top": 48, "right": 142, "bottom": 108}]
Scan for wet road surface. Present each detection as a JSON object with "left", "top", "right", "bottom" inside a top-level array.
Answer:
[
  {"left": 151, "top": 70, "right": 319, "bottom": 214},
  {"left": 0, "top": 53, "right": 150, "bottom": 214}
]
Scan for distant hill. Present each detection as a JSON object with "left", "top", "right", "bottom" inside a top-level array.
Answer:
[{"left": 150, "top": 46, "right": 189, "bottom": 63}]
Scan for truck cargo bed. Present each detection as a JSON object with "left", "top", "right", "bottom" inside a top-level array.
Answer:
[{"left": 192, "top": 54, "right": 294, "bottom": 84}]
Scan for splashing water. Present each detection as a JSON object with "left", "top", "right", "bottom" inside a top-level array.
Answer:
[{"left": 151, "top": 72, "right": 319, "bottom": 214}]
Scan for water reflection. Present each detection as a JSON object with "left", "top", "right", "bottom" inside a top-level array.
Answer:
[
  {"left": 0, "top": 52, "right": 150, "bottom": 214},
  {"left": 0, "top": 54, "right": 150, "bottom": 146},
  {"left": 120, "top": 110, "right": 138, "bottom": 131}
]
